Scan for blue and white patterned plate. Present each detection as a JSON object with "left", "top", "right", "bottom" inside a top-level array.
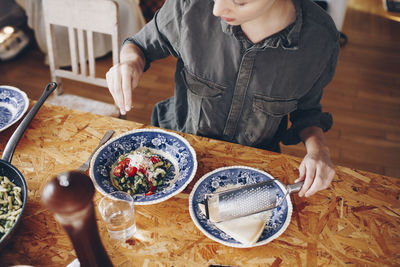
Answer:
[
  {"left": 89, "top": 128, "right": 197, "bottom": 205},
  {"left": 0, "top": 85, "right": 29, "bottom": 132},
  {"left": 189, "top": 166, "right": 293, "bottom": 248}
]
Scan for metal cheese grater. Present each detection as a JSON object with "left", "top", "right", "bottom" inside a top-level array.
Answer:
[{"left": 205, "top": 180, "right": 304, "bottom": 223}]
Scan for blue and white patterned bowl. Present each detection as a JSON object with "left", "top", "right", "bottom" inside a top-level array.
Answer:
[
  {"left": 89, "top": 128, "right": 197, "bottom": 205},
  {"left": 0, "top": 85, "right": 29, "bottom": 132},
  {"left": 189, "top": 166, "right": 292, "bottom": 248}
]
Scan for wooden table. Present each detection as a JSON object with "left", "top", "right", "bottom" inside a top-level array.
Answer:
[{"left": 0, "top": 103, "right": 399, "bottom": 266}]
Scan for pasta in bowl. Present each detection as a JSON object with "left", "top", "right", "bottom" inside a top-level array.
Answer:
[
  {"left": 0, "top": 174, "right": 27, "bottom": 249},
  {"left": 110, "top": 148, "right": 172, "bottom": 196},
  {"left": 0, "top": 176, "right": 23, "bottom": 238},
  {"left": 89, "top": 129, "right": 197, "bottom": 205}
]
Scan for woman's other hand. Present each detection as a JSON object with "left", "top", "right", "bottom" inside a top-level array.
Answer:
[
  {"left": 106, "top": 43, "right": 146, "bottom": 115},
  {"left": 296, "top": 126, "right": 336, "bottom": 197}
]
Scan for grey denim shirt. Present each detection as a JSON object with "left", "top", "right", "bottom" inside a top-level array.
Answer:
[{"left": 124, "top": 0, "right": 340, "bottom": 152}]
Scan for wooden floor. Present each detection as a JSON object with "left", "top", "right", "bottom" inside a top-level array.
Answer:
[{"left": 1, "top": 0, "right": 399, "bottom": 178}]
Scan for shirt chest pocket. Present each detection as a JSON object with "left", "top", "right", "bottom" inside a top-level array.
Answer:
[
  {"left": 183, "top": 69, "right": 224, "bottom": 97},
  {"left": 243, "top": 94, "right": 298, "bottom": 145},
  {"left": 181, "top": 69, "right": 228, "bottom": 136},
  {"left": 253, "top": 95, "right": 297, "bottom": 116}
]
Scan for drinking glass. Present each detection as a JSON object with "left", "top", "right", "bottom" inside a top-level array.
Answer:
[{"left": 98, "top": 191, "right": 136, "bottom": 241}]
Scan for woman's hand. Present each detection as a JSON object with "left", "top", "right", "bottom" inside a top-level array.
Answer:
[
  {"left": 295, "top": 126, "right": 336, "bottom": 197},
  {"left": 106, "top": 43, "right": 146, "bottom": 115}
]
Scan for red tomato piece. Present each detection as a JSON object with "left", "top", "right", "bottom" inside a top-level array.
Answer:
[
  {"left": 139, "top": 166, "right": 147, "bottom": 175},
  {"left": 125, "top": 166, "right": 137, "bottom": 177},
  {"left": 148, "top": 183, "right": 156, "bottom": 192},
  {"left": 121, "top": 158, "right": 131, "bottom": 166},
  {"left": 113, "top": 164, "right": 124, "bottom": 177},
  {"left": 144, "top": 177, "right": 156, "bottom": 196},
  {"left": 145, "top": 190, "right": 155, "bottom": 196},
  {"left": 150, "top": 156, "right": 160, "bottom": 164}
]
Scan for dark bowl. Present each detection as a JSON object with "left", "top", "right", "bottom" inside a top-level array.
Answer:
[{"left": 0, "top": 160, "right": 28, "bottom": 250}]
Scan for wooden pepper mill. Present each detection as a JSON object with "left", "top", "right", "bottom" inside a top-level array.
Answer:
[{"left": 42, "top": 171, "right": 113, "bottom": 267}]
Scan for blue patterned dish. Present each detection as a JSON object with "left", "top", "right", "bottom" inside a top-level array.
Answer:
[
  {"left": 189, "top": 166, "right": 293, "bottom": 248},
  {"left": 0, "top": 85, "right": 29, "bottom": 132},
  {"left": 89, "top": 129, "right": 197, "bottom": 205}
]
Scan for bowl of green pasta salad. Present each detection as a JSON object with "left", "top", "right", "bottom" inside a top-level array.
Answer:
[
  {"left": 0, "top": 172, "right": 27, "bottom": 250},
  {"left": 89, "top": 128, "right": 198, "bottom": 205}
]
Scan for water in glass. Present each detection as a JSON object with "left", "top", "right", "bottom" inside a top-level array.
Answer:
[{"left": 99, "top": 191, "right": 136, "bottom": 241}]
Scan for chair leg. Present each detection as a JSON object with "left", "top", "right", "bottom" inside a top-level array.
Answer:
[
  {"left": 56, "top": 78, "right": 64, "bottom": 95},
  {"left": 118, "top": 113, "right": 126, "bottom": 120},
  {"left": 339, "top": 32, "right": 348, "bottom": 47},
  {"left": 53, "top": 77, "right": 64, "bottom": 95}
]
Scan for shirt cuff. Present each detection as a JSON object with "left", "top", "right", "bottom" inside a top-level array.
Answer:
[{"left": 281, "top": 112, "right": 333, "bottom": 145}]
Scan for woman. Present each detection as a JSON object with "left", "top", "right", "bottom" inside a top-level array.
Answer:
[{"left": 106, "top": 0, "right": 339, "bottom": 197}]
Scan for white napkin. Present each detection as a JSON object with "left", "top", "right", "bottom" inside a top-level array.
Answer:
[
  {"left": 198, "top": 204, "right": 272, "bottom": 245},
  {"left": 66, "top": 258, "right": 80, "bottom": 267}
]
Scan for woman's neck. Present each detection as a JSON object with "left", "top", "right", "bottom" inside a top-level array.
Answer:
[{"left": 241, "top": 0, "right": 296, "bottom": 44}]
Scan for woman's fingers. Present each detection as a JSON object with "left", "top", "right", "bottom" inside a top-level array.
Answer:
[
  {"left": 121, "top": 65, "right": 133, "bottom": 113},
  {"left": 113, "top": 66, "right": 126, "bottom": 115},
  {"left": 106, "top": 62, "right": 142, "bottom": 115},
  {"left": 106, "top": 65, "right": 128, "bottom": 115},
  {"left": 298, "top": 162, "right": 315, "bottom": 197},
  {"left": 304, "top": 168, "right": 323, "bottom": 197},
  {"left": 106, "top": 69, "right": 121, "bottom": 112},
  {"left": 305, "top": 170, "right": 334, "bottom": 197},
  {"left": 296, "top": 152, "right": 336, "bottom": 198},
  {"left": 305, "top": 166, "right": 335, "bottom": 197},
  {"left": 295, "top": 162, "right": 306, "bottom": 183}
]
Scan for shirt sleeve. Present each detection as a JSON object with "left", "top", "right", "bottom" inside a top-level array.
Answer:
[
  {"left": 122, "top": 0, "right": 186, "bottom": 71},
  {"left": 281, "top": 41, "right": 340, "bottom": 146}
]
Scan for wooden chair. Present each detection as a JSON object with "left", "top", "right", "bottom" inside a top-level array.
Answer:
[{"left": 42, "top": 0, "right": 120, "bottom": 117}]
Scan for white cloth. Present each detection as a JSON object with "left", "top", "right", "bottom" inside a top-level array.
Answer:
[
  {"left": 66, "top": 258, "right": 80, "bottom": 267},
  {"left": 16, "top": 0, "right": 145, "bottom": 66},
  {"left": 324, "top": 0, "right": 348, "bottom": 30}
]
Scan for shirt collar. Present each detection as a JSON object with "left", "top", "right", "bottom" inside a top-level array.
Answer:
[{"left": 220, "top": 0, "right": 302, "bottom": 50}]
